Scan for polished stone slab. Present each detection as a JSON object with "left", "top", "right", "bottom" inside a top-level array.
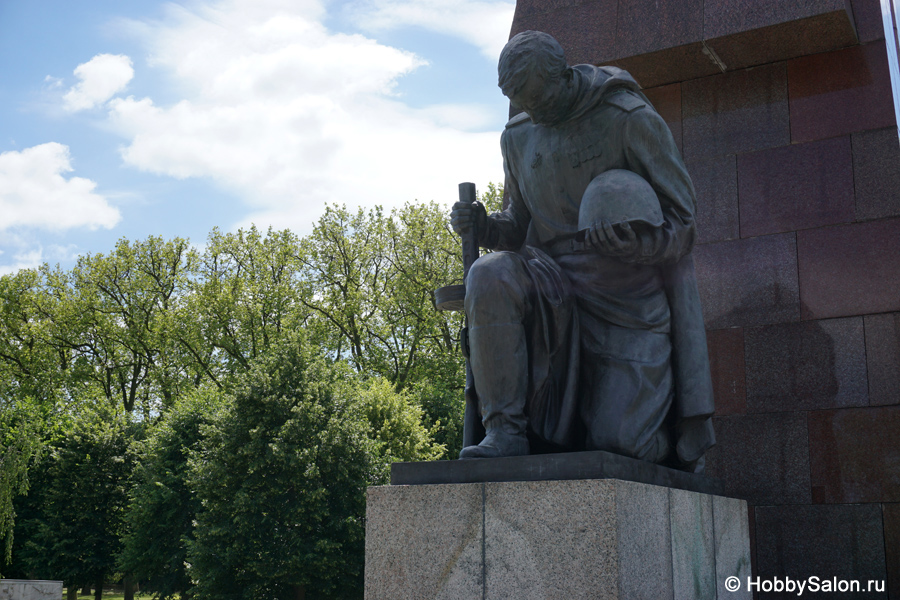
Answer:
[{"left": 390, "top": 450, "right": 725, "bottom": 496}]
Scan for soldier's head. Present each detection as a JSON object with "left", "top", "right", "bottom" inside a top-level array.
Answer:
[{"left": 498, "top": 31, "right": 574, "bottom": 125}]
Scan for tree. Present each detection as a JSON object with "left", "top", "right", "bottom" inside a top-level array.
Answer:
[
  {"left": 295, "top": 201, "right": 473, "bottom": 454},
  {"left": 186, "top": 336, "right": 374, "bottom": 599},
  {"left": 0, "top": 187, "right": 504, "bottom": 579},
  {"left": 33, "top": 237, "right": 199, "bottom": 416},
  {"left": 10, "top": 405, "right": 135, "bottom": 599},
  {"left": 186, "top": 332, "right": 442, "bottom": 599},
  {"left": 358, "top": 377, "right": 444, "bottom": 472},
  {"left": 192, "top": 226, "right": 307, "bottom": 380},
  {"left": 0, "top": 398, "right": 42, "bottom": 573},
  {"left": 120, "top": 389, "right": 222, "bottom": 600},
  {"left": 0, "top": 269, "right": 65, "bottom": 403},
  {"left": 295, "top": 205, "right": 390, "bottom": 375}
]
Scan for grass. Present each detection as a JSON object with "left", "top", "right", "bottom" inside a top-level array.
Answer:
[{"left": 62, "top": 590, "right": 155, "bottom": 600}]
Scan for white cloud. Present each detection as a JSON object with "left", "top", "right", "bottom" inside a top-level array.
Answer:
[
  {"left": 99, "top": 0, "right": 505, "bottom": 232},
  {"left": 63, "top": 54, "right": 134, "bottom": 111},
  {"left": 0, "top": 143, "right": 121, "bottom": 231},
  {"left": 0, "top": 248, "right": 43, "bottom": 276},
  {"left": 346, "top": 0, "right": 516, "bottom": 61},
  {"left": 44, "top": 75, "right": 63, "bottom": 89},
  {"left": 0, "top": 243, "right": 80, "bottom": 276}
]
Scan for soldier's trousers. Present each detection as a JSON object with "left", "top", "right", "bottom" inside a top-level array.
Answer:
[{"left": 464, "top": 249, "right": 672, "bottom": 463}]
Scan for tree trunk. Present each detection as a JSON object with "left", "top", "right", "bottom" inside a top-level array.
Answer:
[
  {"left": 80, "top": 585, "right": 91, "bottom": 596},
  {"left": 66, "top": 586, "right": 78, "bottom": 600},
  {"left": 293, "top": 584, "right": 306, "bottom": 600},
  {"left": 94, "top": 577, "right": 104, "bottom": 600},
  {"left": 124, "top": 575, "right": 135, "bottom": 600}
]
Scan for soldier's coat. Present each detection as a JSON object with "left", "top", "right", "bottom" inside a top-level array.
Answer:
[{"left": 471, "top": 64, "right": 715, "bottom": 464}]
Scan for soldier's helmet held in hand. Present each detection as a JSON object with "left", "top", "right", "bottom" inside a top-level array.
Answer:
[{"left": 577, "top": 169, "right": 664, "bottom": 231}]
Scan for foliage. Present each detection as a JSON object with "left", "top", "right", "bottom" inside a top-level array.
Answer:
[
  {"left": 358, "top": 376, "right": 445, "bottom": 470},
  {"left": 481, "top": 181, "right": 505, "bottom": 213},
  {"left": 0, "top": 398, "right": 43, "bottom": 569},
  {"left": 192, "top": 226, "right": 307, "bottom": 379},
  {"left": 50, "top": 237, "right": 199, "bottom": 415},
  {"left": 186, "top": 335, "right": 378, "bottom": 600},
  {"left": 10, "top": 405, "right": 136, "bottom": 592},
  {"left": 298, "top": 201, "right": 469, "bottom": 453},
  {"left": 119, "top": 389, "right": 223, "bottom": 600},
  {"left": 0, "top": 269, "right": 66, "bottom": 404},
  {"left": 0, "top": 184, "right": 503, "bottom": 578},
  {"left": 408, "top": 378, "right": 466, "bottom": 459}
]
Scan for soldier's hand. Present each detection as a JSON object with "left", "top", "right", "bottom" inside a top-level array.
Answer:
[
  {"left": 585, "top": 220, "right": 639, "bottom": 257},
  {"left": 450, "top": 200, "right": 487, "bottom": 237}
]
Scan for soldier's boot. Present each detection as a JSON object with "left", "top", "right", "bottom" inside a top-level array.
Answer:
[{"left": 459, "top": 323, "right": 530, "bottom": 459}]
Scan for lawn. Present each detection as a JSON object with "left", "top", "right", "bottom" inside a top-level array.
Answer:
[{"left": 62, "top": 591, "right": 155, "bottom": 600}]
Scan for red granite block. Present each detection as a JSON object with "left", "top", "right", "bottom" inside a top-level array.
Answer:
[
  {"left": 510, "top": 0, "right": 618, "bottom": 66},
  {"left": 643, "top": 83, "right": 682, "bottom": 153},
  {"left": 694, "top": 233, "right": 799, "bottom": 329},
  {"left": 754, "top": 504, "right": 887, "bottom": 592},
  {"left": 614, "top": 0, "right": 703, "bottom": 58},
  {"left": 738, "top": 136, "right": 855, "bottom": 238},
  {"left": 884, "top": 504, "right": 900, "bottom": 599},
  {"left": 865, "top": 313, "right": 900, "bottom": 407},
  {"left": 705, "top": 412, "right": 811, "bottom": 505},
  {"left": 744, "top": 317, "right": 868, "bottom": 413},
  {"left": 704, "top": 0, "right": 850, "bottom": 38},
  {"left": 706, "top": 327, "right": 746, "bottom": 415},
  {"left": 688, "top": 155, "right": 739, "bottom": 244},
  {"left": 682, "top": 63, "right": 790, "bottom": 162},
  {"left": 706, "top": 9, "right": 858, "bottom": 72},
  {"left": 853, "top": 126, "right": 900, "bottom": 221},
  {"left": 850, "top": 0, "right": 887, "bottom": 42},
  {"left": 789, "top": 41, "right": 896, "bottom": 143},
  {"left": 606, "top": 0, "right": 714, "bottom": 87},
  {"left": 797, "top": 218, "right": 900, "bottom": 320},
  {"left": 612, "top": 44, "right": 721, "bottom": 89},
  {"left": 513, "top": 0, "right": 586, "bottom": 19},
  {"left": 809, "top": 406, "right": 900, "bottom": 503}
]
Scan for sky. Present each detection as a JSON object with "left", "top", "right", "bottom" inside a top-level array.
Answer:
[{"left": 0, "top": 0, "right": 515, "bottom": 274}]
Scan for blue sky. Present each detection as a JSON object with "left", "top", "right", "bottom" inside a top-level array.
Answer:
[{"left": 0, "top": 0, "right": 514, "bottom": 274}]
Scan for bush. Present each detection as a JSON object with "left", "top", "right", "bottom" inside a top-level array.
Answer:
[
  {"left": 186, "top": 335, "right": 424, "bottom": 599},
  {"left": 10, "top": 405, "right": 135, "bottom": 594},
  {"left": 120, "top": 389, "right": 222, "bottom": 599}
]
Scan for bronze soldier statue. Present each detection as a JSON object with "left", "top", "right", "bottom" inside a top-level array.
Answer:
[{"left": 451, "top": 31, "right": 715, "bottom": 472}]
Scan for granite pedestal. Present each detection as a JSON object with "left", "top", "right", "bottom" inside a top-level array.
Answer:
[
  {"left": 0, "top": 581, "right": 63, "bottom": 600},
  {"left": 365, "top": 452, "right": 751, "bottom": 600}
]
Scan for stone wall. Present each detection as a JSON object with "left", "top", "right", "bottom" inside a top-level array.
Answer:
[
  {"left": 510, "top": 0, "right": 900, "bottom": 596},
  {"left": 0, "top": 580, "right": 62, "bottom": 600}
]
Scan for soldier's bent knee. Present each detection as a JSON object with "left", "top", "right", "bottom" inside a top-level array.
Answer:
[
  {"left": 464, "top": 252, "right": 531, "bottom": 320},
  {"left": 466, "top": 252, "right": 524, "bottom": 292}
]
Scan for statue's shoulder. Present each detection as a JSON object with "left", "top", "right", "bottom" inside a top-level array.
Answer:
[
  {"left": 505, "top": 111, "right": 532, "bottom": 129},
  {"left": 603, "top": 88, "right": 647, "bottom": 113}
]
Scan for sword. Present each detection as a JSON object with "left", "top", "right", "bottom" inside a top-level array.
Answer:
[
  {"left": 433, "top": 182, "right": 485, "bottom": 451},
  {"left": 457, "top": 182, "right": 485, "bottom": 449}
]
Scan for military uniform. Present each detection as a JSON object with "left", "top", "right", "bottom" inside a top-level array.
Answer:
[{"left": 465, "top": 64, "right": 715, "bottom": 466}]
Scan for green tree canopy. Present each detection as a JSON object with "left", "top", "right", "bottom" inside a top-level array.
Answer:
[
  {"left": 8, "top": 405, "right": 135, "bottom": 597},
  {"left": 186, "top": 335, "right": 376, "bottom": 599},
  {"left": 119, "top": 389, "right": 223, "bottom": 600},
  {"left": 0, "top": 185, "right": 503, "bottom": 579}
]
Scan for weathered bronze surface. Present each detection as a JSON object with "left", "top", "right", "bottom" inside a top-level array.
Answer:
[{"left": 449, "top": 31, "right": 715, "bottom": 472}]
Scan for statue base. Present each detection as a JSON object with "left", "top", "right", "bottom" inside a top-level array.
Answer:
[
  {"left": 365, "top": 454, "right": 751, "bottom": 599},
  {"left": 0, "top": 580, "right": 63, "bottom": 600}
]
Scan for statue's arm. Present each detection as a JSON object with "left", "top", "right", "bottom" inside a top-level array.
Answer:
[
  {"left": 621, "top": 108, "right": 698, "bottom": 265},
  {"left": 479, "top": 129, "right": 530, "bottom": 251}
]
